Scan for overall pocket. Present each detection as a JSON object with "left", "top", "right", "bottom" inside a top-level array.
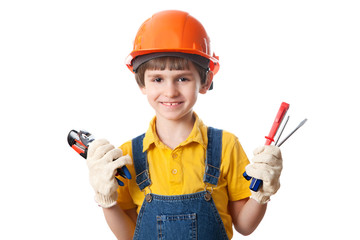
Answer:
[{"left": 156, "top": 213, "right": 197, "bottom": 240}]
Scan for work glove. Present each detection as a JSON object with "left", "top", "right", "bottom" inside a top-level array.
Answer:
[
  {"left": 87, "top": 139, "right": 132, "bottom": 208},
  {"left": 245, "top": 145, "right": 283, "bottom": 204}
]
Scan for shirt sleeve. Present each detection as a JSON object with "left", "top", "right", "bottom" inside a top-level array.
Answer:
[
  {"left": 116, "top": 141, "right": 137, "bottom": 210},
  {"left": 222, "top": 132, "right": 251, "bottom": 201}
]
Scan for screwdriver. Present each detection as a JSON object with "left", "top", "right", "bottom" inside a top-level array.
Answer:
[
  {"left": 243, "top": 102, "right": 290, "bottom": 191},
  {"left": 276, "top": 118, "right": 307, "bottom": 147}
]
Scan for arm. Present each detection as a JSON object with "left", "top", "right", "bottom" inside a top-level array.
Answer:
[
  {"left": 230, "top": 145, "right": 282, "bottom": 235},
  {"left": 86, "top": 139, "right": 135, "bottom": 238},
  {"left": 229, "top": 198, "right": 267, "bottom": 236},
  {"left": 103, "top": 205, "right": 137, "bottom": 240}
]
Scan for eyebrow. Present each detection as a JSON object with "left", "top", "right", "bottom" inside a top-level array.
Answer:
[{"left": 145, "top": 70, "right": 195, "bottom": 79}]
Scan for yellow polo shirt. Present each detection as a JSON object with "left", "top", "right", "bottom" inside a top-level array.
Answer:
[{"left": 117, "top": 114, "right": 251, "bottom": 239}]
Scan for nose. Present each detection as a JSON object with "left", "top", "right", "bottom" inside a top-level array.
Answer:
[{"left": 164, "top": 81, "right": 179, "bottom": 98}]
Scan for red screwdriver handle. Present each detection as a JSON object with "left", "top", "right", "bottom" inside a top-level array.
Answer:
[{"left": 265, "top": 102, "right": 290, "bottom": 145}]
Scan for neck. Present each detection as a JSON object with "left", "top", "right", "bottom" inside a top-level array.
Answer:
[{"left": 155, "top": 112, "right": 195, "bottom": 149}]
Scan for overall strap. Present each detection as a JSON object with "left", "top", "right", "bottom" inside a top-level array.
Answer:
[
  {"left": 203, "top": 127, "right": 223, "bottom": 186},
  {"left": 132, "top": 133, "right": 151, "bottom": 191}
]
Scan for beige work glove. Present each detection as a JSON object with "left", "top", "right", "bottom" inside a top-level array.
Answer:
[
  {"left": 245, "top": 145, "right": 283, "bottom": 204},
  {"left": 87, "top": 139, "right": 132, "bottom": 208}
]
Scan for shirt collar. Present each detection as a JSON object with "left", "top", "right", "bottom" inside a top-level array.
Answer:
[{"left": 142, "top": 112, "right": 208, "bottom": 152}]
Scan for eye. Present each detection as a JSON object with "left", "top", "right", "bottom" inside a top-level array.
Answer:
[
  {"left": 178, "top": 77, "right": 188, "bottom": 82},
  {"left": 153, "top": 77, "right": 162, "bottom": 83}
]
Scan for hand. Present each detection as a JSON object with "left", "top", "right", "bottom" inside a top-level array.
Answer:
[
  {"left": 87, "top": 139, "right": 132, "bottom": 208},
  {"left": 245, "top": 145, "right": 283, "bottom": 204}
]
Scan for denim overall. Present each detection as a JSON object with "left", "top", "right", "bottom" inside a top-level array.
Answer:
[{"left": 131, "top": 127, "right": 229, "bottom": 240}]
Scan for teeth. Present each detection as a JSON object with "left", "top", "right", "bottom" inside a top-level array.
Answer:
[{"left": 163, "top": 102, "right": 179, "bottom": 106}]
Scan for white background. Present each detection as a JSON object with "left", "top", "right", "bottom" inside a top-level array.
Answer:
[{"left": 1, "top": 0, "right": 359, "bottom": 239}]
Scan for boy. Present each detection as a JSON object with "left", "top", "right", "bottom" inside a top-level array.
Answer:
[{"left": 85, "top": 10, "right": 283, "bottom": 239}]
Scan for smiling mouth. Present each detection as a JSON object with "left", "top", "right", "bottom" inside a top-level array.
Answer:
[{"left": 161, "top": 102, "right": 183, "bottom": 107}]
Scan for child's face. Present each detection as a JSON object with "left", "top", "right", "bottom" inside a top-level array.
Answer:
[{"left": 140, "top": 61, "right": 211, "bottom": 122}]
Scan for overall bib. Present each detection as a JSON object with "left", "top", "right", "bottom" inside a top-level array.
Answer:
[{"left": 131, "top": 127, "right": 229, "bottom": 240}]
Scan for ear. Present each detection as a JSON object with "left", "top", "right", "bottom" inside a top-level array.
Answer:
[
  {"left": 199, "top": 71, "right": 214, "bottom": 94},
  {"left": 140, "top": 85, "right": 147, "bottom": 95}
]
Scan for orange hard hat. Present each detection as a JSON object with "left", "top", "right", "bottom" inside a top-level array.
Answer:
[{"left": 125, "top": 10, "right": 220, "bottom": 75}]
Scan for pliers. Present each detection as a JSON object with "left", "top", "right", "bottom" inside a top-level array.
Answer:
[{"left": 67, "top": 130, "right": 132, "bottom": 185}]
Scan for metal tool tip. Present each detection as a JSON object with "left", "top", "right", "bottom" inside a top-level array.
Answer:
[{"left": 299, "top": 118, "right": 308, "bottom": 127}]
